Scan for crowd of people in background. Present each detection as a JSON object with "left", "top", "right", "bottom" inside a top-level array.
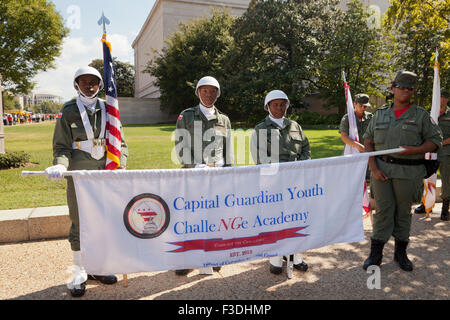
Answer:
[{"left": 2, "top": 113, "right": 60, "bottom": 126}]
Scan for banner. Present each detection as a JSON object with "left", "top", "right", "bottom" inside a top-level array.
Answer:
[{"left": 73, "top": 153, "right": 370, "bottom": 275}]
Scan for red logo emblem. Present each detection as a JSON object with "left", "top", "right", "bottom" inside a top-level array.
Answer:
[{"left": 123, "top": 193, "right": 170, "bottom": 239}]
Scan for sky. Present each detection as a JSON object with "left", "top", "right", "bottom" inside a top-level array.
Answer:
[{"left": 33, "top": 0, "right": 157, "bottom": 101}]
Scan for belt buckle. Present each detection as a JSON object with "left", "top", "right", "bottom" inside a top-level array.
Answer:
[
  {"left": 93, "top": 138, "right": 105, "bottom": 147},
  {"left": 76, "top": 141, "right": 81, "bottom": 149}
]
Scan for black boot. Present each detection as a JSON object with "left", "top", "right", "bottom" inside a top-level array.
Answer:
[
  {"left": 88, "top": 274, "right": 117, "bottom": 284},
  {"left": 69, "top": 281, "right": 86, "bottom": 298},
  {"left": 441, "top": 200, "right": 449, "bottom": 221},
  {"left": 175, "top": 269, "right": 193, "bottom": 276},
  {"left": 414, "top": 204, "right": 426, "bottom": 214},
  {"left": 363, "top": 239, "right": 385, "bottom": 270},
  {"left": 394, "top": 239, "right": 413, "bottom": 271}
]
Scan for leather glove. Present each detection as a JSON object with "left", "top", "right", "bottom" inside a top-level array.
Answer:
[{"left": 45, "top": 164, "right": 67, "bottom": 180}]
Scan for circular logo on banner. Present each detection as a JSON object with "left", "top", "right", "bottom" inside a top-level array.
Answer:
[{"left": 123, "top": 193, "right": 170, "bottom": 239}]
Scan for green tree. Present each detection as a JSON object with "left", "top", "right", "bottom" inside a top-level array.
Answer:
[
  {"left": 0, "top": 0, "right": 68, "bottom": 93},
  {"left": 145, "top": 9, "right": 235, "bottom": 115},
  {"left": 223, "top": 0, "right": 342, "bottom": 122},
  {"left": 1, "top": 92, "right": 18, "bottom": 111},
  {"left": 385, "top": 0, "right": 450, "bottom": 107},
  {"left": 318, "top": 0, "right": 391, "bottom": 114},
  {"left": 33, "top": 101, "right": 62, "bottom": 114},
  {"left": 89, "top": 58, "right": 135, "bottom": 97}
]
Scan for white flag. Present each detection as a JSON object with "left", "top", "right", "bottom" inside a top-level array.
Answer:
[
  {"left": 343, "top": 76, "right": 371, "bottom": 216},
  {"left": 422, "top": 52, "right": 440, "bottom": 215}
]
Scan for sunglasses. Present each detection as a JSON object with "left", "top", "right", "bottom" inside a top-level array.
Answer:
[{"left": 394, "top": 85, "right": 414, "bottom": 92}]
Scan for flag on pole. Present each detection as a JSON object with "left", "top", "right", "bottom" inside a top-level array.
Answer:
[
  {"left": 343, "top": 72, "right": 371, "bottom": 217},
  {"left": 102, "top": 34, "right": 121, "bottom": 170},
  {"left": 421, "top": 51, "right": 440, "bottom": 216}
]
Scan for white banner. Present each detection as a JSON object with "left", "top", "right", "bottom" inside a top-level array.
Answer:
[{"left": 72, "top": 153, "right": 370, "bottom": 275}]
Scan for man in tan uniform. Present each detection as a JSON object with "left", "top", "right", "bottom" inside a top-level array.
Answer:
[
  {"left": 339, "top": 93, "right": 373, "bottom": 153},
  {"left": 45, "top": 66, "right": 128, "bottom": 297},
  {"left": 251, "top": 90, "right": 310, "bottom": 275},
  {"left": 363, "top": 71, "right": 442, "bottom": 272},
  {"left": 437, "top": 89, "right": 450, "bottom": 221},
  {"left": 174, "top": 76, "right": 233, "bottom": 275}
]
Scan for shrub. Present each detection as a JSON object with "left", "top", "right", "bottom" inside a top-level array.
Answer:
[{"left": 0, "top": 151, "right": 31, "bottom": 169}]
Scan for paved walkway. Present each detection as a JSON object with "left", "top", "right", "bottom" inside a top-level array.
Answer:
[{"left": 0, "top": 204, "right": 448, "bottom": 300}]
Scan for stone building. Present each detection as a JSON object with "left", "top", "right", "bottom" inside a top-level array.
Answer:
[
  {"left": 132, "top": 0, "right": 251, "bottom": 99},
  {"left": 129, "top": 0, "right": 390, "bottom": 122}
]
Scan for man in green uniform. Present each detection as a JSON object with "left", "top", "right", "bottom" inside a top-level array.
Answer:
[
  {"left": 45, "top": 66, "right": 128, "bottom": 297},
  {"left": 339, "top": 93, "right": 373, "bottom": 153},
  {"left": 250, "top": 90, "right": 310, "bottom": 275},
  {"left": 363, "top": 71, "right": 442, "bottom": 272},
  {"left": 414, "top": 89, "right": 450, "bottom": 220},
  {"left": 174, "top": 75, "right": 233, "bottom": 275},
  {"left": 437, "top": 90, "right": 450, "bottom": 220}
]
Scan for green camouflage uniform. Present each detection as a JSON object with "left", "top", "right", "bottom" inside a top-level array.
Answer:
[
  {"left": 175, "top": 105, "right": 234, "bottom": 167},
  {"left": 251, "top": 116, "right": 311, "bottom": 164},
  {"left": 438, "top": 107, "right": 450, "bottom": 201},
  {"left": 52, "top": 99, "right": 128, "bottom": 251},
  {"left": 339, "top": 111, "right": 373, "bottom": 179},
  {"left": 339, "top": 111, "right": 373, "bottom": 144},
  {"left": 363, "top": 104, "right": 442, "bottom": 242}
]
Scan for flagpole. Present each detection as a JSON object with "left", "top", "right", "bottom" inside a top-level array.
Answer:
[
  {"left": 21, "top": 148, "right": 406, "bottom": 177},
  {"left": 97, "top": 11, "right": 128, "bottom": 287},
  {"left": 421, "top": 49, "right": 441, "bottom": 217}
]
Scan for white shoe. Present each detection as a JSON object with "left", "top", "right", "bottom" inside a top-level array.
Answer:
[
  {"left": 198, "top": 267, "right": 214, "bottom": 275},
  {"left": 67, "top": 251, "right": 88, "bottom": 289}
]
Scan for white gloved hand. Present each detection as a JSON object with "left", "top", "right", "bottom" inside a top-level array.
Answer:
[
  {"left": 215, "top": 158, "right": 224, "bottom": 167},
  {"left": 45, "top": 164, "right": 67, "bottom": 180}
]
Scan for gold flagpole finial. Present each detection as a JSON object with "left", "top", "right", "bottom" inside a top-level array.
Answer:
[{"left": 434, "top": 49, "right": 439, "bottom": 69}]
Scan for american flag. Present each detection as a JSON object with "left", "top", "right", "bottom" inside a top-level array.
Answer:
[{"left": 102, "top": 34, "right": 121, "bottom": 170}]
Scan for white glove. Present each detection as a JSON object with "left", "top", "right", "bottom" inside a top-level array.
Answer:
[
  {"left": 195, "top": 164, "right": 208, "bottom": 168},
  {"left": 215, "top": 158, "right": 224, "bottom": 167},
  {"left": 45, "top": 164, "right": 67, "bottom": 180}
]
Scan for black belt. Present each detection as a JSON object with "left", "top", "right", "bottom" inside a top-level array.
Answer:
[{"left": 378, "top": 155, "right": 425, "bottom": 166}]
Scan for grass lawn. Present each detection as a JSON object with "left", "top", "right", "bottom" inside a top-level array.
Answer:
[{"left": 0, "top": 122, "right": 343, "bottom": 210}]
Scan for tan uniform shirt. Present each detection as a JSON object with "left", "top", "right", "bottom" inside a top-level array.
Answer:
[
  {"left": 363, "top": 104, "right": 442, "bottom": 179},
  {"left": 175, "top": 105, "right": 234, "bottom": 168},
  {"left": 438, "top": 107, "right": 450, "bottom": 158},
  {"left": 251, "top": 116, "right": 311, "bottom": 164},
  {"left": 339, "top": 111, "right": 373, "bottom": 141},
  {"left": 52, "top": 99, "right": 128, "bottom": 170}
]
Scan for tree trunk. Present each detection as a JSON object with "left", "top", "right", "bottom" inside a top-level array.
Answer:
[{"left": 0, "top": 76, "right": 5, "bottom": 154}]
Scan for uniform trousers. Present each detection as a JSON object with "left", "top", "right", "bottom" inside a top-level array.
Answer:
[
  {"left": 371, "top": 176, "right": 422, "bottom": 243},
  {"left": 440, "top": 155, "right": 450, "bottom": 201},
  {"left": 66, "top": 176, "right": 81, "bottom": 251}
]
